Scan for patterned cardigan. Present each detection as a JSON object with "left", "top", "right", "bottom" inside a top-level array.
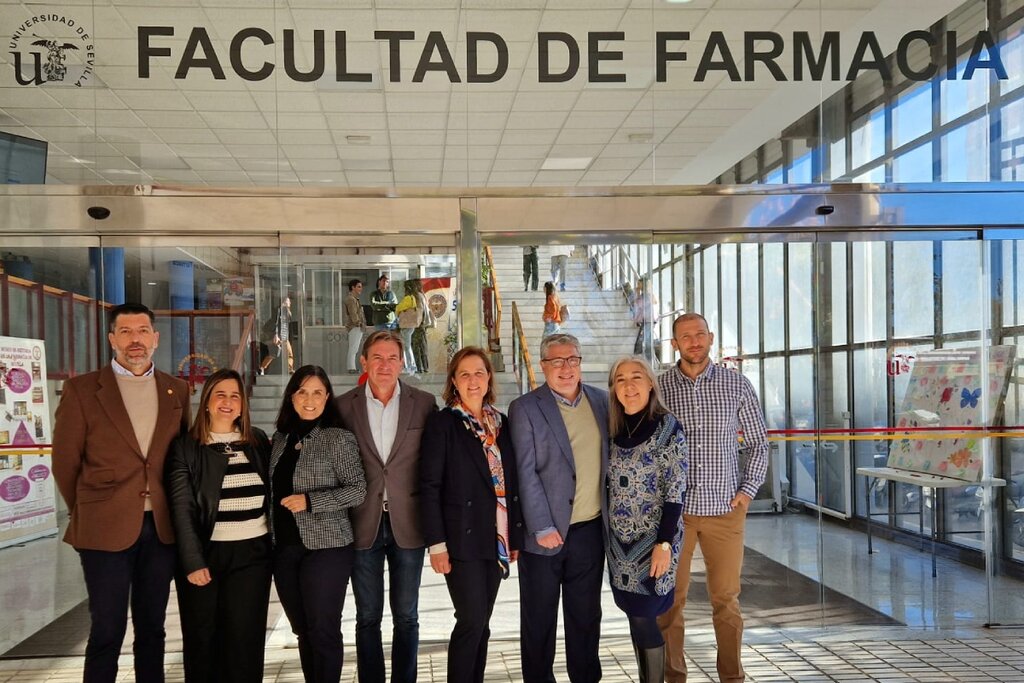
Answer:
[{"left": 270, "top": 425, "right": 367, "bottom": 550}]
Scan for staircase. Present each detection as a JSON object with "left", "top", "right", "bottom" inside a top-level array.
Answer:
[{"left": 488, "top": 245, "right": 639, "bottom": 389}]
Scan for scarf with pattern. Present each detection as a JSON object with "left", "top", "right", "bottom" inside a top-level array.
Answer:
[{"left": 452, "top": 401, "right": 510, "bottom": 578}]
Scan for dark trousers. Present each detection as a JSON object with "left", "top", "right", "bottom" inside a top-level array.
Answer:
[
  {"left": 523, "top": 252, "right": 539, "bottom": 291},
  {"left": 518, "top": 517, "right": 604, "bottom": 683},
  {"left": 412, "top": 327, "right": 429, "bottom": 373},
  {"left": 176, "top": 536, "right": 272, "bottom": 683},
  {"left": 352, "top": 514, "right": 425, "bottom": 683},
  {"left": 274, "top": 544, "right": 354, "bottom": 683},
  {"left": 77, "top": 511, "right": 176, "bottom": 683},
  {"left": 444, "top": 559, "right": 502, "bottom": 683}
]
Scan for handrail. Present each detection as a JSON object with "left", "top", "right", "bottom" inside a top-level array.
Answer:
[
  {"left": 483, "top": 245, "right": 503, "bottom": 352},
  {"left": 510, "top": 302, "right": 537, "bottom": 394}
]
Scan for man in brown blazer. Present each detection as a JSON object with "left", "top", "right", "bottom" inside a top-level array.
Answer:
[
  {"left": 336, "top": 329, "right": 437, "bottom": 683},
  {"left": 52, "top": 303, "right": 190, "bottom": 683}
]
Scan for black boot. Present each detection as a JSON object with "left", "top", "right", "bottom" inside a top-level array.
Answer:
[{"left": 633, "top": 644, "right": 665, "bottom": 683}]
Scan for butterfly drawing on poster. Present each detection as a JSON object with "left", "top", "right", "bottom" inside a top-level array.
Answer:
[{"left": 960, "top": 387, "right": 981, "bottom": 409}]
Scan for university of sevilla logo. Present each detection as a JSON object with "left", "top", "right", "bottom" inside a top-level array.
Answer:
[{"left": 8, "top": 13, "right": 94, "bottom": 86}]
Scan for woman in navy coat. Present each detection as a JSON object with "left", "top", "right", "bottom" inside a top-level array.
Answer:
[{"left": 420, "top": 346, "right": 524, "bottom": 683}]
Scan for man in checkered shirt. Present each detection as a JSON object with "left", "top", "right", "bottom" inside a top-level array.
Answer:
[{"left": 656, "top": 312, "right": 768, "bottom": 683}]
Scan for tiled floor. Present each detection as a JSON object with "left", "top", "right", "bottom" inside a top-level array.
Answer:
[
  {"left": 2, "top": 634, "right": 1024, "bottom": 681},
  {"left": 4, "top": 513, "right": 1024, "bottom": 681}
]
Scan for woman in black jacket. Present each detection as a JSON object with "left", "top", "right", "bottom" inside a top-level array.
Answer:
[
  {"left": 166, "top": 368, "right": 272, "bottom": 683},
  {"left": 420, "top": 346, "right": 523, "bottom": 683}
]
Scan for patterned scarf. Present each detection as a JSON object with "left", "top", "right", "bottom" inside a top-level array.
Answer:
[{"left": 452, "top": 401, "right": 510, "bottom": 578}]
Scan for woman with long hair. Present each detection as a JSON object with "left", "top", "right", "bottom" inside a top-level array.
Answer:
[
  {"left": 166, "top": 368, "right": 273, "bottom": 683},
  {"left": 606, "top": 356, "right": 688, "bottom": 683},
  {"left": 270, "top": 365, "right": 367, "bottom": 683},
  {"left": 542, "top": 281, "right": 562, "bottom": 337},
  {"left": 420, "top": 346, "right": 523, "bottom": 683},
  {"left": 395, "top": 279, "right": 420, "bottom": 373}
]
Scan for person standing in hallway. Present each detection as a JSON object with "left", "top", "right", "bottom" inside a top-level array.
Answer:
[
  {"left": 335, "top": 330, "right": 438, "bottom": 683},
  {"left": 52, "top": 302, "right": 191, "bottom": 683},
  {"left": 371, "top": 275, "right": 397, "bottom": 331},
  {"left": 632, "top": 278, "right": 658, "bottom": 360},
  {"left": 550, "top": 244, "right": 574, "bottom": 291},
  {"left": 656, "top": 313, "right": 768, "bottom": 683},
  {"left": 542, "top": 282, "right": 563, "bottom": 337},
  {"left": 523, "top": 245, "right": 539, "bottom": 292},
  {"left": 166, "top": 368, "right": 272, "bottom": 683},
  {"left": 509, "top": 332, "right": 609, "bottom": 683},
  {"left": 270, "top": 365, "right": 367, "bottom": 683},
  {"left": 345, "top": 279, "right": 367, "bottom": 375},
  {"left": 420, "top": 347, "right": 523, "bottom": 683},
  {"left": 410, "top": 279, "right": 433, "bottom": 375},
  {"left": 606, "top": 357, "right": 687, "bottom": 683},
  {"left": 395, "top": 280, "right": 421, "bottom": 374},
  {"left": 276, "top": 296, "right": 295, "bottom": 373}
]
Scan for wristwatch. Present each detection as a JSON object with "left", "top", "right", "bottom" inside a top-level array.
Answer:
[{"left": 658, "top": 541, "right": 670, "bottom": 551}]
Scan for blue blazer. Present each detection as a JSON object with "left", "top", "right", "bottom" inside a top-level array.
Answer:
[{"left": 508, "top": 383, "right": 609, "bottom": 556}]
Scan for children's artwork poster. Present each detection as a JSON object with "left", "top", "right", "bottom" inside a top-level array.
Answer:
[
  {"left": 888, "top": 345, "right": 1015, "bottom": 482},
  {"left": 222, "top": 277, "right": 256, "bottom": 307},
  {"left": 0, "top": 336, "right": 57, "bottom": 547}
]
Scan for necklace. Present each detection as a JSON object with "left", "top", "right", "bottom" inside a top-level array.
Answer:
[{"left": 625, "top": 416, "right": 644, "bottom": 439}]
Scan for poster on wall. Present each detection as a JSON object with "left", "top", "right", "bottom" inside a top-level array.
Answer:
[
  {"left": 0, "top": 335, "right": 57, "bottom": 548},
  {"left": 887, "top": 345, "right": 1015, "bottom": 482},
  {"left": 222, "top": 277, "right": 256, "bottom": 307},
  {"left": 422, "top": 277, "right": 456, "bottom": 372}
]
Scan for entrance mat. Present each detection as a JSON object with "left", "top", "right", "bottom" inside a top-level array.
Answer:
[
  {"left": 683, "top": 547, "right": 901, "bottom": 629},
  {"left": 3, "top": 587, "right": 285, "bottom": 658}
]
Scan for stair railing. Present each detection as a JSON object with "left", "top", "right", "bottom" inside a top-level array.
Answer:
[
  {"left": 510, "top": 301, "right": 537, "bottom": 394},
  {"left": 483, "top": 245, "right": 503, "bottom": 353}
]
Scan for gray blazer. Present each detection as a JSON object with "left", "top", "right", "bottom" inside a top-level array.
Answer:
[
  {"left": 269, "top": 426, "right": 367, "bottom": 550},
  {"left": 508, "top": 383, "right": 610, "bottom": 556},
  {"left": 336, "top": 382, "right": 438, "bottom": 549}
]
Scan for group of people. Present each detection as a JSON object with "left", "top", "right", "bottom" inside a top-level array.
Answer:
[
  {"left": 52, "top": 301, "right": 767, "bottom": 683},
  {"left": 344, "top": 275, "right": 433, "bottom": 376},
  {"left": 523, "top": 244, "right": 574, "bottom": 293}
]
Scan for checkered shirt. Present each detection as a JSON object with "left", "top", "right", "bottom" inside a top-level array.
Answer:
[{"left": 657, "top": 362, "right": 768, "bottom": 516}]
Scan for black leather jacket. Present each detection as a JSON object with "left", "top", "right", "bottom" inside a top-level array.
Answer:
[{"left": 166, "top": 428, "right": 271, "bottom": 574}]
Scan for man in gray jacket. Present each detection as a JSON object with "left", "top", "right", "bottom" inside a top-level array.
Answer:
[{"left": 509, "top": 332, "right": 609, "bottom": 683}]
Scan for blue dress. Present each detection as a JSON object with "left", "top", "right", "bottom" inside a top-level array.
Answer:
[{"left": 605, "top": 412, "right": 688, "bottom": 617}]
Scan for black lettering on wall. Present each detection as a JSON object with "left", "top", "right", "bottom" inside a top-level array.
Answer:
[
  {"left": 413, "top": 31, "right": 460, "bottom": 82},
  {"left": 230, "top": 27, "right": 273, "bottom": 81},
  {"left": 588, "top": 31, "right": 625, "bottom": 83},
  {"left": 744, "top": 31, "right": 785, "bottom": 81},
  {"left": 695, "top": 32, "right": 740, "bottom": 82},
  {"left": 538, "top": 32, "right": 579, "bottom": 83},
  {"left": 176, "top": 27, "right": 225, "bottom": 80},
  {"left": 138, "top": 26, "right": 173, "bottom": 78},
  {"left": 793, "top": 32, "right": 839, "bottom": 81},
  {"left": 283, "top": 29, "right": 324, "bottom": 81},
  {"left": 846, "top": 31, "right": 890, "bottom": 81},
  {"left": 655, "top": 31, "right": 689, "bottom": 82},
  {"left": 335, "top": 31, "right": 372, "bottom": 82},
  {"left": 467, "top": 32, "right": 508, "bottom": 83},
  {"left": 963, "top": 31, "right": 1008, "bottom": 80},
  {"left": 375, "top": 30, "right": 415, "bottom": 82},
  {"left": 896, "top": 30, "right": 937, "bottom": 81}
]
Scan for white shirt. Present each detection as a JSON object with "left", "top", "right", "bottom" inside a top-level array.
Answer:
[
  {"left": 365, "top": 381, "right": 401, "bottom": 465},
  {"left": 111, "top": 358, "right": 155, "bottom": 377}
]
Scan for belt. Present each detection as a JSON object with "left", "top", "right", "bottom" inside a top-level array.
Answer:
[{"left": 569, "top": 516, "right": 600, "bottom": 530}]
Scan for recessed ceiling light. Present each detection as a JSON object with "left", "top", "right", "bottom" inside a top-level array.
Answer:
[
  {"left": 541, "top": 157, "right": 592, "bottom": 171},
  {"left": 665, "top": 0, "right": 694, "bottom": 4},
  {"left": 147, "top": 281, "right": 158, "bottom": 286},
  {"left": 345, "top": 135, "right": 372, "bottom": 145}
]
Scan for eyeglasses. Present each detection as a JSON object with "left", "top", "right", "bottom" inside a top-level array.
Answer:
[{"left": 541, "top": 356, "right": 582, "bottom": 368}]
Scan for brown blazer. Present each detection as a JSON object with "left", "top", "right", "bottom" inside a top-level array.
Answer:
[
  {"left": 52, "top": 366, "right": 190, "bottom": 551},
  {"left": 336, "top": 381, "right": 437, "bottom": 549}
]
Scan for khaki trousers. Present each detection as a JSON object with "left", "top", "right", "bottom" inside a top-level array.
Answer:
[{"left": 657, "top": 507, "right": 747, "bottom": 683}]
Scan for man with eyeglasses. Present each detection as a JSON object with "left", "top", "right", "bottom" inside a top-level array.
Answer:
[
  {"left": 509, "top": 333, "right": 609, "bottom": 683},
  {"left": 656, "top": 312, "right": 768, "bottom": 683}
]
